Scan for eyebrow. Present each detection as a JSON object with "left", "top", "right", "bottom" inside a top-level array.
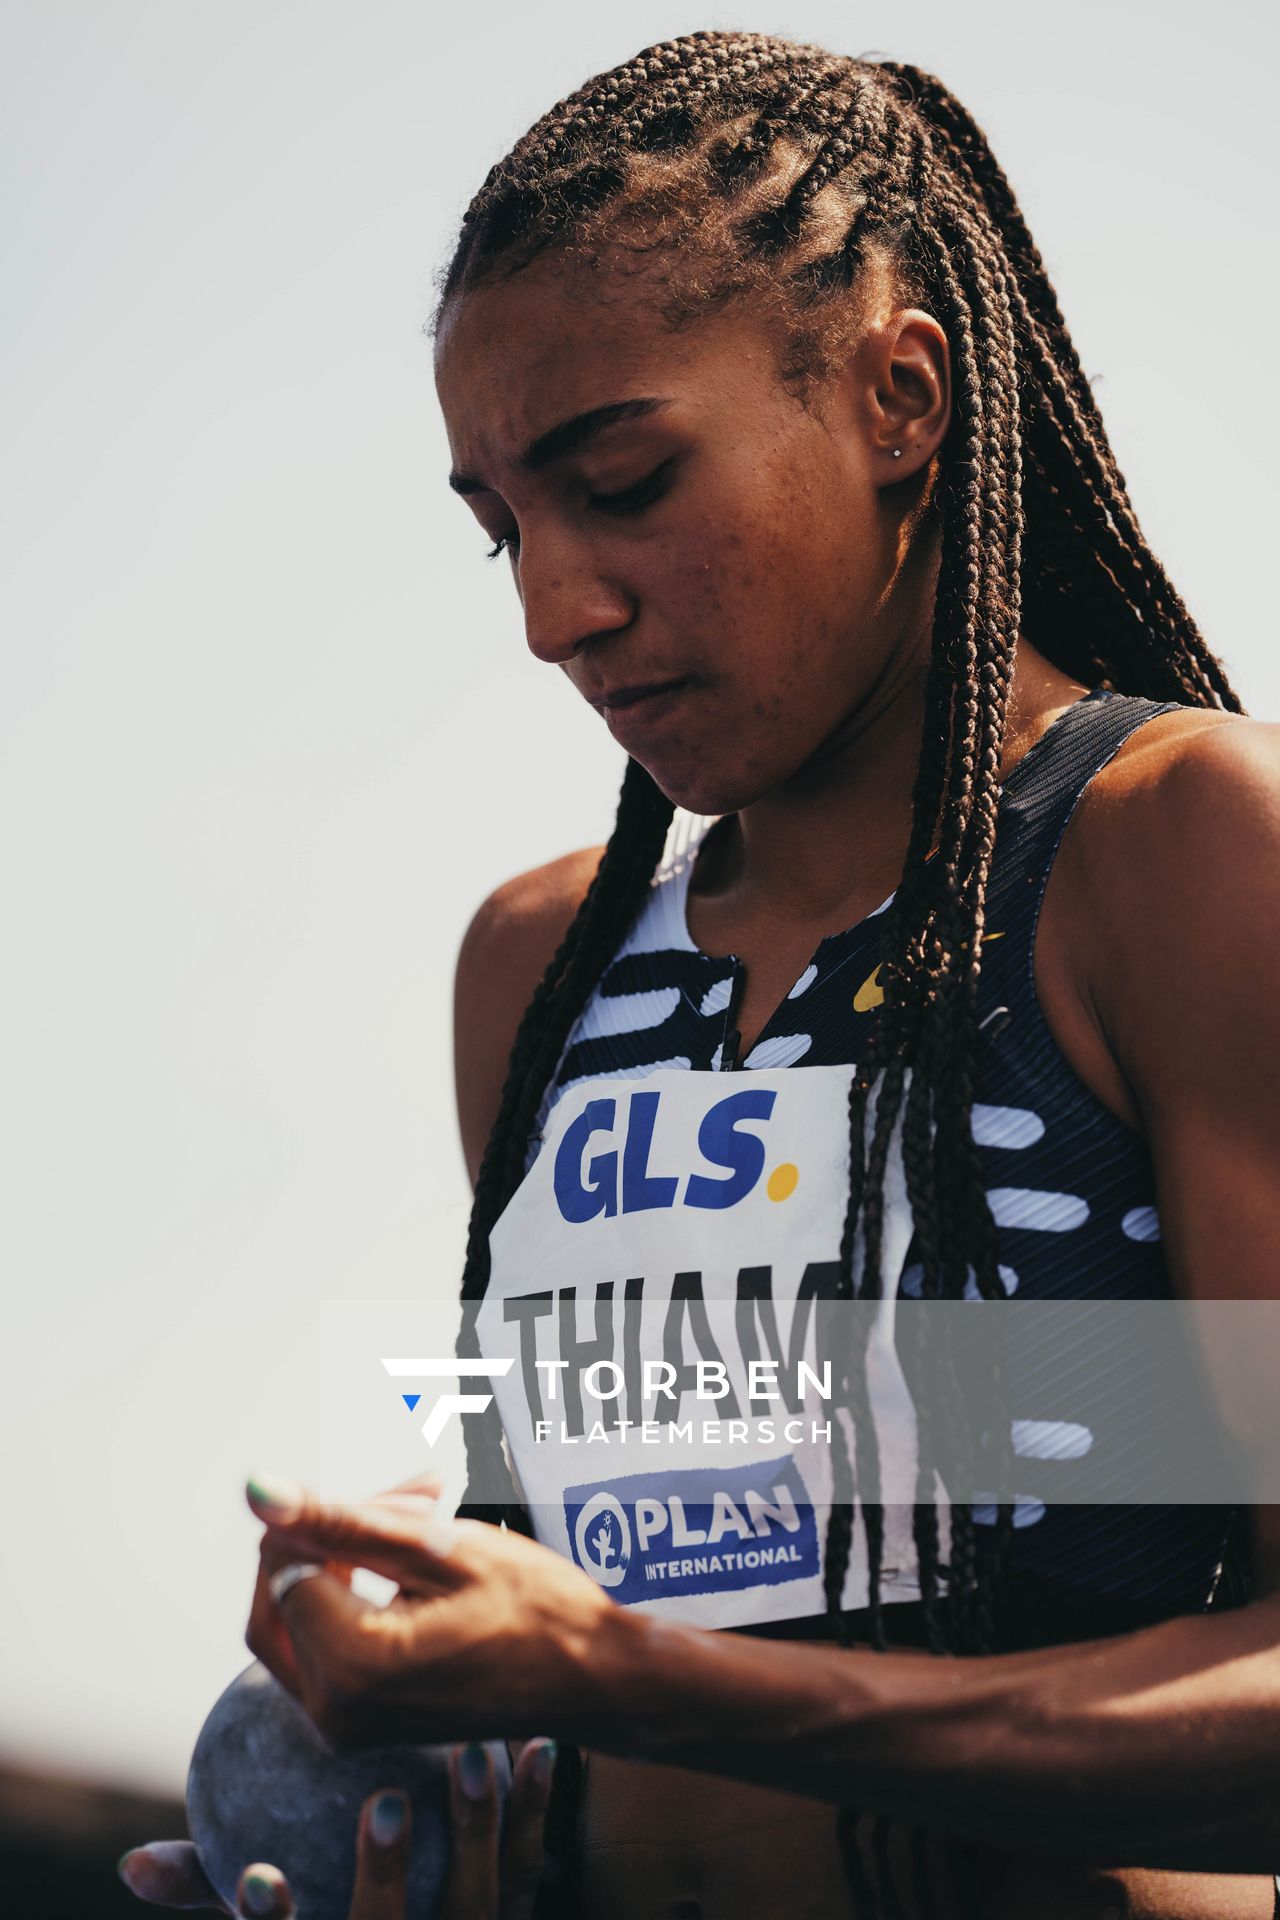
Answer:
[{"left": 448, "top": 397, "right": 672, "bottom": 495}]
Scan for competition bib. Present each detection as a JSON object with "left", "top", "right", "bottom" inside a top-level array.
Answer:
[{"left": 476, "top": 1064, "right": 952, "bottom": 1630}]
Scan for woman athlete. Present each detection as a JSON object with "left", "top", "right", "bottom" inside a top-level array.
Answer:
[{"left": 121, "top": 29, "right": 1280, "bottom": 1920}]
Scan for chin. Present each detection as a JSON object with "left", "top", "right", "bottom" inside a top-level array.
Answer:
[{"left": 641, "top": 754, "right": 777, "bottom": 819}]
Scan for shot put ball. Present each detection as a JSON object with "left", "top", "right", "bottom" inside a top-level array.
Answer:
[{"left": 186, "top": 1660, "right": 511, "bottom": 1920}]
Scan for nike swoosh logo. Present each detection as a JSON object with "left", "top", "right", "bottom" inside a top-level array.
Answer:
[{"left": 854, "top": 933, "right": 1005, "bottom": 1013}]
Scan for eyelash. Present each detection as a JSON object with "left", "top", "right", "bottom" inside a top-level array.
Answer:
[{"left": 485, "top": 463, "right": 672, "bottom": 561}]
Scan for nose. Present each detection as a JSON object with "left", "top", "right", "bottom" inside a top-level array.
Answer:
[{"left": 516, "top": 528, "right": 635, "bottom": 666}]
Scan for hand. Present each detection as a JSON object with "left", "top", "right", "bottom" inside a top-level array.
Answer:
[
  {"left": 117, "top": 1738, "right": 557, "bottom": 1918},
  {"left": 444, "top": 1736, "right": 557, "bottom": 1919},
  {"left": 246, "top": 1472, "right": 447, "bottom": 1703},
  {"left": 242, "top": 1470, "right": 616, "bottom": 1747},
  {"left": 116, "top": 1786, "right": 410, "bottom": 1917}
]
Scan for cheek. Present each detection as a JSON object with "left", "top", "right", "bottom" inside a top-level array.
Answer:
[
  {"left": 651, "top": 521, "right": 760, "bottom": 622},
  {"left": 655, "top": 495, "right": 868, "bottom": 700},
  {"left": 626, "top": 475, "right": 882, "bottom": 811},
  {"left": 649, "top": 499, "right": 821, "bottom": 646}
]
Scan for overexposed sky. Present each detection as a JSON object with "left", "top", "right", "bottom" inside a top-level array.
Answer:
[{"left": 2, "top": 0, "right": 1276, "bottom": 1796}]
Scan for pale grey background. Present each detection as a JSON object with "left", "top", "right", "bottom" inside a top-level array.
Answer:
[{"left": 2, "top": 0, "right": 1275, "bottom": 1793}]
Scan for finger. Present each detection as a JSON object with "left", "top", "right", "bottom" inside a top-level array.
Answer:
[
  {"left": 366, "top": 1488, "right": 448, "bottom": 1584},
  {"left": 252, "top": 1562, "right": 440, "bottom": 1747},
  {"left": 245, "top": 1476, "right": 462, "bottom": 1594},
  {"left": 358, "top": 1479, "right": 451, "bottom": 1598},
  {"left": 235, "top": 1862, "right": 295, "bottom": 1919},
  {"left": 245, "top": 1535, "right": 354, "bottom": 1699},
  {"left": 245, "top": 1543, "right": 310, "bottom": 1698},
  {"left": 364, "top": 1472, "right": 444, "bottom": 1506},
  {"left": 250, "top": 1474, "right": 445, "bottom": 1535},
  {"left": 347, "top": 1789, "right": 411, "bottom": 1920},
  {"left": 116, "top": 1840, "right": 230, "bottom": 1911},
  {"left": 260, "top": 1531, "right": 356, "bottom": 1590},
  {"left": 437, "top": 1743, "right": 500, "bottom": 1920},
  {"left": 500, "top": 1739, "right": 557, "bottom": 1919}
]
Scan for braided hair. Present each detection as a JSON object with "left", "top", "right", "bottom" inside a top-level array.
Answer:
[{"left": 432, "top": 32, "right": 1244, "bottom": 1915}]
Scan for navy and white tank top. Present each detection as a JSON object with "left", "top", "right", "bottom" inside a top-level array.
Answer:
[{"left": 477, "top": 690, "right": 1241, "bottom": 1650}]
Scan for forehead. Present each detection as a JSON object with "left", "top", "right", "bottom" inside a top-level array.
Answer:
[{"left": 433, "top": 256, "right": 790, "bottom": 468}]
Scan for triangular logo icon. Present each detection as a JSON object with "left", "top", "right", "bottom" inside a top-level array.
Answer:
[{"left": 401, "top": 1393, "right": 421, "bottom": 1412}]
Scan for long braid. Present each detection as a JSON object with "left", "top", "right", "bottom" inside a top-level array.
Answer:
[
  {"left": 451, "top": 761, "right": 672, "bottom": 1916},
  {"left": 881, "top": 62, "right": 1236, "bottom": 708},
  {"left": 455, "top": 759, "right": 673, "bottom": 1527},
  {"left": 913, "top": 176, "right": 1024, "bottom": 1650},
  {"left": 437, "top": 34, "right": 1245, "bottom": 1916}
]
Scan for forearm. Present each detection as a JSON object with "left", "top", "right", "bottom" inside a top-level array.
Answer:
[{"left": 574, "top": 1595, "right": 1280, "bottom": 1872}]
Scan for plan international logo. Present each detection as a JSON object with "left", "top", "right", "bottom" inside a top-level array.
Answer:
[
  {"left": 380, "top": 1357, "right": 514, "bottom": 1446},
  {"left": 565, "top": 1456, "right": 820, "bottom": 1599}
]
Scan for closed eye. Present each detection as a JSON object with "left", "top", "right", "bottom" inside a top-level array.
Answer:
[
  {"left": 484, "top": 459, "right": 675, "bottom": 561},
  {"left": 589, "top": 460, "right": 674, "bottom": 515}
]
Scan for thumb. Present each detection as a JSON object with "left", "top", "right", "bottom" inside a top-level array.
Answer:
[{"left": 117, "top": 1841, "right": 230, "bottom": 1911}]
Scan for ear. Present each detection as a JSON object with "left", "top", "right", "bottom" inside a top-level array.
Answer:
[{"left": 861, "top": 309, "right": 951, "bottom": 485}]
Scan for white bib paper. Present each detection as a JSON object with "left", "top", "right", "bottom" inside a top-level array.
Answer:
[{"left": 477, "top": 1065, "right": 951, "bottom": 1630}]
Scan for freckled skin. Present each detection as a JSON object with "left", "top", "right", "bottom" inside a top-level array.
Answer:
[
  {"left": 433, "top": 248, "right": 1092, "bottom": 1032},
  {"left": 112, "top": 127, "right": 1280, "bottom": 1920},
  {"left": 435, "top": 250, "right": 1280, "bottom": 1920},
  {"left": 433, "top": 253, "right": 963, "bottom": 823}
]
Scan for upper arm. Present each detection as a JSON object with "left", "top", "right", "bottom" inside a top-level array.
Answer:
[
  {"left": 1084, "top": 716, "right": 1280, "bottom": 1582},
  {"left": 1091, "top": 717, "right": 1280, "bottom": 1301},
  {"left": 452, "top": 845, "right": 605, "bottom": 1190}
]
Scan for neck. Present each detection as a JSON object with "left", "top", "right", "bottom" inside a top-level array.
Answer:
[{"left": 697, "top": 594, "right": 1086, "bottom": 933}]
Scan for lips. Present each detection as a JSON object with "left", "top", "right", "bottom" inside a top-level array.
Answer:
[
  {"left": 595, "top": 676, "right": 691, "bottom": 711},
  {"left": 594, "top": 677, "right": 696, "bottom": 748}
]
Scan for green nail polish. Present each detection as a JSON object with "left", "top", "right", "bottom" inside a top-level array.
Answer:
[
  {"left": 247, "top": 1473, "right": 303, "bottom": 1520},
  {"left": 533, "top": 1739, "right": 558, "bottom": 1785},
  {"left": 239, "top": 1868, "right": 283, "bottom": 1917}
]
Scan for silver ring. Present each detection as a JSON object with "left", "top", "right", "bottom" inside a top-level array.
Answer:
[{"left": 268, "top": 1561, "right": 324, "bottom": 1605}]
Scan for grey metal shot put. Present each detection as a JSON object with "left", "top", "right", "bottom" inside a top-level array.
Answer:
[{"left": 186, "top": 1660, "right": 511, "bottom": 1920}]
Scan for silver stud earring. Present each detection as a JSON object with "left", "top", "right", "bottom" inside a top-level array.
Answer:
[{"left": 892, "top": 448, "right": 903, "bottom": 459}]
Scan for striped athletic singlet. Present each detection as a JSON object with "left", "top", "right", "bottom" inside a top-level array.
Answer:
[{"left": 494, "top": 688, "right": 1247, "bottom": 1654}]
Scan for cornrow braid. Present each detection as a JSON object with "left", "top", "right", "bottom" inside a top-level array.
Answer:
[
  {"left": 738, "top": 78, "right": 877, "bottom": 255},
  {"left": 437, "top": 32, "right": 1246, "bottom": 1917},
  {"left": 705, "top": 59, "right": 847, "bottom": 195}
]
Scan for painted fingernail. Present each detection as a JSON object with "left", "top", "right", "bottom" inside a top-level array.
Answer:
[
  {"left": 532, "top": 1739, "right": 558, "bottom": 1787},
  {"left": 370, "top": 1791, "right": 407, "bottom": 1846},
  {"left": 115, "top": 1850, "right": 139, "bottom": 1886},
  {"left": 239, "top": 1865, "right": 287, "bottom": 1917},
  {"left": 246, "top": 1473, "right": 303, "bottom": 1522},
  {"left": 458, "top": 1741, "right": 491, "bottom": 1801}
]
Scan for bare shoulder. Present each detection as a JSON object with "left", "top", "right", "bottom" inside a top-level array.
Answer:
[
  {"left": 1066, "top": 704, "right": 1280, "bottom": 904},
  {"left": 1074, "top": 702, "right": 1279, "bottom": 814},
  {"left": 1056, "top": 703, "right": 1280, "bottom": 1117},
  {"left": 453, "top": 845, "right": 605, "bottom": 1187}
]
